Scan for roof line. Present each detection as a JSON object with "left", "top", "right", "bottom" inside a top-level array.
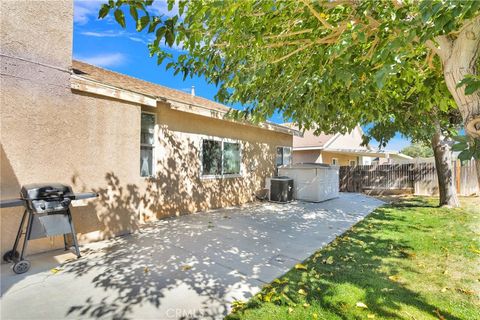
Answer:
[
  {"left": 71, "top": 73, "right": 301, "bottom": 136},
  {"left": 322, "top": 133, "right": 341, "bottom": 148},
  {"left": 72, "top": 59, "right": 227, "bottom": 109}
]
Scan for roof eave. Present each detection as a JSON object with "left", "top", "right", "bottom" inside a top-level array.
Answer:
[{"left": 71, "top": 74, "right": 301, "bottom": 136}]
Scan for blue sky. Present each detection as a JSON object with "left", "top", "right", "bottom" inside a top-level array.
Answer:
[{"left": 73, "top": 0, "right": 410, "bottom": 151}]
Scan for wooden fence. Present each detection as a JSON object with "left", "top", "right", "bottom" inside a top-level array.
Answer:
[{"left": 339, "top": 160, "right": 478, "bottom": 196}]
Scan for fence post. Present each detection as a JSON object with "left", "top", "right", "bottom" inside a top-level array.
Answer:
[{"left": 455, "top": 160, "right": 461, "bottom": 193}]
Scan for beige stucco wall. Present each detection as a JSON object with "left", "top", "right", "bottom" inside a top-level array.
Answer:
[
  {"left": 0, "top": 0, "right": 73, "bottom": 70},
  {"left": 292, "top": 150, "right": 358, "bottom": 166},
  {"left": 292, "top": 150, "right": 322, "bottom": 164},
  {"left": 0, "top": 0, "right": 292, "bottom": 257},
  {"left": 321, "top": 152, "right": 358, "bottom": 166}
]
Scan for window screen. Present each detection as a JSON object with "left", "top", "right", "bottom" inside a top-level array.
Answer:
[
  {"left": 202, "top": 140, "right": 222, "bottom": 175},
  {"left": 276, "top": 147, "right": 292, "bottom": 166},
  {"left": 140, "top": 113, "right": 155, "bottom": 177},
  {"left": 202, "top": 139, "right": 242, "bottom": 176},
  {"left": 223, "top": 142, "right": 241, "bottom": 174}
]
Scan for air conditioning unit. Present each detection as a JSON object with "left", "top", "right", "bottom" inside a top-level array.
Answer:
[{"left": 266, "top": 176, "right": 293, "bottom": 203}]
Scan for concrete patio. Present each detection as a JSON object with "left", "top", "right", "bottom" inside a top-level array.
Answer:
[{"left": 1, "top": 193, "right": 383, "bottom": 320}]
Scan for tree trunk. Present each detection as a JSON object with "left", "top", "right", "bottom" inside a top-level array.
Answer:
[
  {"left": 435, "top": 16, "right": 480, "bottom": 189},
  {"left": 440, "top": 16, "right": 480, "bottom": 139},
  {"left": 431, "top": 125, "right": 460, "bottom": 207}
]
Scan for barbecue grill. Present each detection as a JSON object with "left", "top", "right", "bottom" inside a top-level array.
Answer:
[{"left": 0, "top": 183, "right": 97, "bottom": 274}]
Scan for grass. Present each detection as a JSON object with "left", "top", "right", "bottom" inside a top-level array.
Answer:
[{"left": 227, "top": 196, "right": 480, "bottom": 320}]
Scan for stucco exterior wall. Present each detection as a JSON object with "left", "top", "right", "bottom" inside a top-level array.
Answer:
[
  {"left": 1, "top": 0, "right": 73, "bottom": 70},
  {"left": 0, "top": 0, "right": 292, "bottom": 257},
  {"left": 321, "top": 152, "right": 359, "bottom": 166},
  {"left": 292, "top": 150, "right": 322, "bottom": 164}
]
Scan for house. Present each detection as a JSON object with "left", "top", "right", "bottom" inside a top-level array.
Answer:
[
  {"left": 286, "top": 125, "right": 412, "bottom": 166},
  {"left": 0, "top": 1, "right": 299, "bottom": 256}
]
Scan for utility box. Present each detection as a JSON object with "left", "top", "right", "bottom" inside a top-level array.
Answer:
[
  {"left": 278, "top": 163, "right": 339, "bottom": 202},
  {"left": 266, "top": 176, "right": 294, "bottom": 203}
]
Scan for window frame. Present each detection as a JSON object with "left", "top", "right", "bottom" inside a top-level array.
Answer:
[
  {"left": 331, "top": 158, "right": 339, "bottom": 166},
  {"left": 200, "top": 137, "right": 243, "bottom": 179},
  {"left": 140, "top": 111, "right": 156, "bottom": 178},
  {"left": 276, "top": 146, "right": 292, "bottom": 167}
]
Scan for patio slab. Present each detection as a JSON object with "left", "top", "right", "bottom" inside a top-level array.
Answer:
[{"left": 0, "top": 193, "right": 383, "bottom": 319}]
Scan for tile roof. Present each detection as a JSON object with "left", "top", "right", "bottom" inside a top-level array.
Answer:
[{"left": 72, "top": 60, "right": 230, "bottom": 112}]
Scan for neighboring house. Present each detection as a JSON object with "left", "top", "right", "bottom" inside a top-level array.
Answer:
[
  {"left": 286, "top": 125, "right": 412, "bottom": 166},
  {"left": 0, "top": 1, "right": 299, "bottom": 256}
]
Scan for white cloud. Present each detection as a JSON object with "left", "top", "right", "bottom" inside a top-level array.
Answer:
[
  {"left": 129, "top": 37, "right": 148, "bottom": 44},
  {"left": 74, "top": 53, "right": 126, "bottom": 67},
  {"left": 80, "top": 31, "right": 123, "bottom": 37},
  {"left": 74, "top": 0, "right": 104, "bottom": 25}
]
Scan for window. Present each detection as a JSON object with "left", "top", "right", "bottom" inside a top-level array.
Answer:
[
  {"left": 140, "top": 112, "right": 155, "bottom": 177},
  {"left": 276, "top": 146, "right": 292, "bottom": 166},
  {"left": 202, "top": 139, "right": 241, "bottom": 177},
  {"left": 332, "top": 158, "right": 338, "bottom": 166}
]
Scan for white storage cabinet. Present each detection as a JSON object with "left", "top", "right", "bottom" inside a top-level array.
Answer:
[{"left": 278, "top": 164, "right": 339, "bottom": 202}]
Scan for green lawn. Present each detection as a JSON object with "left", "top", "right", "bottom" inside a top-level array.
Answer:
[{"left": 227, "top": 196, "right": 480, "bottom": 320}]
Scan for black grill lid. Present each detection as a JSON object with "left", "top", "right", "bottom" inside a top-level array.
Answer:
[{"left": 20, "top": 184, "right": 73, "bottom": 200}]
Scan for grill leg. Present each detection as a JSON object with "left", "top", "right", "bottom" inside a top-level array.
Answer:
[
  {"left": 67, "top": 209, "right": 81, "bottom": 258},
  {"left": 12, "top": 210, "right": 28, "bottom": 259},
  {"left": 63, "top": 234, "right": 68, "bottom": 251},
  {"left": 19, "top": 211, "right": 34, "bottom": 260}
]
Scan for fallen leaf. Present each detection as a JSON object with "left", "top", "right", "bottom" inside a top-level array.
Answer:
[
  {"left": 181, "top": 265, "right": 192, "bottom": 271},
  {"left": 288, "top": 307, "right": 294, "bottom": 314},
  {"left": 388, "top": 275, "right": 401, "bottom": 282},
  {"left": 303, "top": 303, "right": 310, "bottom": 308},
  {"left": 298, "top": 288, "right": 307, "bottom": 295},
  {"left": 470, "top": 245, "right": 480, "bottom": 254},
  {"left": 50, "top": 267, "right": 63, "bottom": 274},
  {"left": 273, "top": 278, "right": 288, "bottom": 285},
  {"left": 441, "top": 287, "right": 448, "bottom": 293},
  {"left": 325, "top": 256, "right": 334, "bottom": 265},
  {"left": 144, "top": 267, "right": 149, "bottom": 273},
  {"left": 295, "top": 263, "right": 308, "bottom": 270},
  {"left": 367, "top": 314, "right": 376, "bottom": 319},
  {"left": 456, "top": 288, "right": 475, "bottom": 295},
  {"left": 355, "top": 302, "right": 368, "bottom": 309},
  {"left": 312, "top": 313, "right": 318, "bottom": 319},
  {"left": 434, "top": 308, "right": 446, "bottom": 320}
]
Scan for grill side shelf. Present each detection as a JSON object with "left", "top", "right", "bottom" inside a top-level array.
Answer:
[
  {"left": 0, "top": 199, "right": 25, "bottom": 208},
  {"left": 70, "top": 192, "right": 98, "bottom": 200}
]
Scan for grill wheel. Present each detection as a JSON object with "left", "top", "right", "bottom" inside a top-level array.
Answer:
[{"left": 13, "top": 260, "right": 31, "bottom": 274}]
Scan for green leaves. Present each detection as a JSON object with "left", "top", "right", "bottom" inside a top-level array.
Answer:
[
  {"left": 98, "top": 4, "right": 110, "bottom": 19},
  {"left": 457, "top": 75, "right": 480, "bottom": 95},
  {"left": 136, "top": 15, "right": 150, "bottom": 32},
  {"left": 114, "top": 9, "right": 126, "bottom": 28},
  {"left": 452, "top": 135, "right": 480, "bottom": 161},
  {"left": 98, "top": 0, "right": 471, "bottom": 148}
]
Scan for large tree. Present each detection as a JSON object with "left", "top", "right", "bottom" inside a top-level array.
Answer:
[
  {"left": 100, "top": 0, "right": 479, "bottom": 193},
  {"left": 100, "top": 0, "right": 479, "bottom": 135}
]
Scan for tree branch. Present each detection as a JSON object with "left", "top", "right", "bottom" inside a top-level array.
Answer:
[
  {"left": 300, "top": 0, "right": 333, "bottom": 29},
  {"left": 265, "top": 29, "right": 313, "bottom": 39},
  {"left": 271, "top": 41, "right": 315, "bottom": 64}
]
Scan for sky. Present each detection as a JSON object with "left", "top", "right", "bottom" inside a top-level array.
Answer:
[{"left": 73, "top": 0, "right": 410, "bottom": 151}]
